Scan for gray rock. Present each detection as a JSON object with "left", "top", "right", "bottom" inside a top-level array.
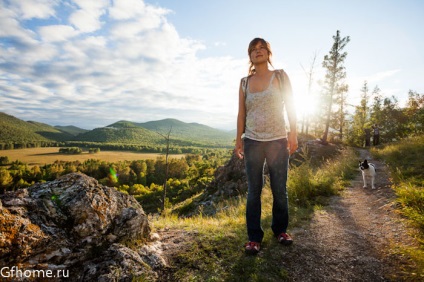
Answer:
[
  {"left": 0, "top": 172, "right": 162, "bottom": 281},
  {"left": 207, "top": 153, "right": 248, "bottom": 198}
]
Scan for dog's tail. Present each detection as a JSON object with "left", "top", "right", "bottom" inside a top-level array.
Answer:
[{"left": 370, "top": 163, "right": 376, "bottom": 172}]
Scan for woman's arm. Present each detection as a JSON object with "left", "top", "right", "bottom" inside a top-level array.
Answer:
[
  {"left": 235, "top": 80, "right": 246, "bottom": 159},
  {"left": 282, "top": 71, "right": 298, "bottom": 155}
]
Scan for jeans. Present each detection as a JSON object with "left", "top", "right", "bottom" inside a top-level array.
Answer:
[{"left": 244, "top": 138, "right": 290, "bottom": 242}]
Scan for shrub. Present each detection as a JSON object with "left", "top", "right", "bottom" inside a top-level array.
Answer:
[
  {"left": 288, "top": 147, "right": 357, "bottom": 207},
  {"left": 0, "top": 156, "right": 9, "bottom": 165},
  {"left": 89, "top": 148, "right": 100, "bottom": 153},
  {"left": 59, "top": 147, "right": 82, "bottom": 154}
]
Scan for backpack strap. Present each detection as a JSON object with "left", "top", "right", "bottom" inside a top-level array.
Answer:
[
  {"left": 275, "top": 69, "right": 285, "bottom": 101},
  {"left": 241, "top": 75, "right": 251, "bottom": 98}
]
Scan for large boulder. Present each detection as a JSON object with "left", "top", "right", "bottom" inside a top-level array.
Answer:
[
  {"left": 207, "top": 153, "right": 247, "bottom": 198},
  {"left": 0, "top": 172, "right": 164, "bottom": 281},
  {"left": 184, "top": 153, "right": 248, "bottom": 216}
]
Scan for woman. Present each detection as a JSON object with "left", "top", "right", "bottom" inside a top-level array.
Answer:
[{"left": 235, "top": 38, "right": 298, "bottom": 254}]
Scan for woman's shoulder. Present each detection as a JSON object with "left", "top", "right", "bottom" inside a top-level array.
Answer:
[
  {"left": 275, "top": 69, "right": 290, "bottom": 82},
  {"left": 274, "top": 69, "right": 286, "bottom": 75},
  {"left": 240, "top": 74, "right": 252, "bottom": 89}
]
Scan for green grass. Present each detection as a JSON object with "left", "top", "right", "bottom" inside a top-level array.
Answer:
[
  {"left": 371, "top": 135, "right": 424, "bottom": 229},
  {"left": 153, "top": 190, "right": 299, "bottom": 281},
  {"left": 371, "top": 135, "right": 424, "bottom": 279},
  {"left": 151, "top": 147, "right": 358, "bottom": 281},
  {"left": 288, "top": 145, "right": 357, "bottom": 207}
]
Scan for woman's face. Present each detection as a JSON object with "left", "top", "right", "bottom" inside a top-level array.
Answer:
[{"left": 249, "top": 42, "right": 269, "bottom": 65}]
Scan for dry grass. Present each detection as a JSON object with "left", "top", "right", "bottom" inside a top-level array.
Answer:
[{"left": 1, "top": 147, "right": 184, "bottom": 165}]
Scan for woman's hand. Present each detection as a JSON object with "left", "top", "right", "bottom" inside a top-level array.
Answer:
[
  {"left": 235, "top": 139, "right": 244, "bottom": 159},
  {"left": 288, "top": 132, "right": 298, "bottom": 155}
]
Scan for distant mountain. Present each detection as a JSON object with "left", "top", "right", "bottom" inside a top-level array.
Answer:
[
  {"left": 26, "top": 121, "right": 74, "bottom": 141},
  {"left": 55, "top": 125, "right": 88, "bottom": 136},
  {"left": 108, "top": 119, "right": 234, "bottom": 147},
  {"left": 0, "top": 112, "right": 72, "bottom": 143},
  {"left": 227, "top": 128, "right": 237, "bottom": 135},
  {"left": 73, "top": 126, "right": 162, "bottom": 145}
]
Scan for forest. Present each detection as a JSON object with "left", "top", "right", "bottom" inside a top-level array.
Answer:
[{"left": 0, "top": 149, "right": 231, "bottom": 213}]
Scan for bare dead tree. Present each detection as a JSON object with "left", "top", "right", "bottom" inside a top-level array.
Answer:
[
  {"left": 300, "top": 51, "right": 318, "bottom": 135},
  {"left": 155, "top": 126, "right": 172, "bottom": 212}
]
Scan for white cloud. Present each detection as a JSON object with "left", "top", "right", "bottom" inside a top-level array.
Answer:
[
  {"left": 69, "top": 0, "right": 109, "bottom": 33},
  {"left": 0, "top": 7, "right": 37, "bottom": 45},
  {"left": 109, "top": 0, "right": 146, "bottom": 20},
  {"left": 214, "top": 41, "right": 227, "bottom": 47},
  {"left": 72, "top": 0, "right": 108, "bottom": 11},
  {"left": 109, "top": 0, "right": 169, "bottom": 20},
  {"left": 10, "top": 0, "right": 58, "bottom": 20},
  {"left": 367, "top": 69, "right": 401, "bottom": 84},
  {"left": 69, "top": 9, "right": 102, "bottom": 33},
  {"left": 110, "top": 21, "right": 146, "bottom": 39},
  {"left": 39, "top": 25, "right": 78, "bottom": 42}
]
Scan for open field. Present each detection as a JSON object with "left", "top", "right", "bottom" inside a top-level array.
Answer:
[{"left": 1, "top": 147, "right": 185, "bottom": 165}]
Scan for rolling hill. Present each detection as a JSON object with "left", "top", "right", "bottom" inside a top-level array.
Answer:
[
  {"left": 108, "top": 119, "right": 234, "bottom": 147},
  {"left": 55, "top": 125, "right": 89, "bottom": 136},
  {"left": 73, "top": 126, "right": 162, "bottom": 144},
  {"left": 0, "top": 113, "right": 234, "bottom": 148},
  {"left": 0, "top": 112, "right": 73, "bottom": 142},
  {"left": 26, "top": 120, "right": 74, "bottom": 141}
]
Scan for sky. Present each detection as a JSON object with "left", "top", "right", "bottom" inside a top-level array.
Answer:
[{"left": 0, "top": 0, "right": 423, "bottom": 131}]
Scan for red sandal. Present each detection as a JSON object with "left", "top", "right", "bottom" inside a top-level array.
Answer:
[
  {"left": 277, "top": 232, "right": 293, "bottom": 245},
  {"left": 245, "top": 241, "right": 261, "bottom": 254}
]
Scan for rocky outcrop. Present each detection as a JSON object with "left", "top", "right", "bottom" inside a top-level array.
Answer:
[
  {"left": 0, "top": 172, "right": 166, "bottom": 281},
  {"left": 184, "top": 154, "right": 248, "bottom": 216},
  {"left": 209, "top": 153, "right": 248, "bottom": 198}
]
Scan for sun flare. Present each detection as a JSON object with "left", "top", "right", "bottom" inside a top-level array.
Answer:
[{"left": 294, "top": 93, "right": 318, "bottom": 119}]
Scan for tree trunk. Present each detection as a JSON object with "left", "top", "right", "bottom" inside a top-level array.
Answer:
[
  {"left": 155, "top": 126, "right": 172, "bottom": 212},
  {"left": 322, "top": 98, "right": 332, "bottom": 144},
  {"left": 162, "top": 140, "right": 169, "bottom": 211}
]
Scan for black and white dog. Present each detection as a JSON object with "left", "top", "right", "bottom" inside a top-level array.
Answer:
[{"left": 359, "top": 159, "right": 376, "bottom": 189}]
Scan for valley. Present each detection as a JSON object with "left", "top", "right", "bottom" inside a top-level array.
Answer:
[{"left": 1, "top": 147, "right": 185, "bottom": 166}]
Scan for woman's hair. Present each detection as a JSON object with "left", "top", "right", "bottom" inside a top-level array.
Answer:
[{"left": 248, "top": 38, "right": 273, "bottom": 75}]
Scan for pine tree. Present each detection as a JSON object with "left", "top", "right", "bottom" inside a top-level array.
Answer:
[
  {"left": 321, "top": 30, "right": 350, "bottom": 143},
  {"left": 405, "top": 90, "right": 424, "bottom": 134},
  {"left": 348, "top": 81, "right": 371, "bottom": 146},
  {"left": 370, "top": 86, "right": 383, "bottom": 129}
]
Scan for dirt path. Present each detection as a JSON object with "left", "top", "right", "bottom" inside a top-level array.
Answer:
[{"left": 282, "top": 148, "right": 417, "bottom": 281}]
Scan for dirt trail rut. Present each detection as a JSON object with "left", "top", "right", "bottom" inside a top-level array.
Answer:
[{"left": 281, "top": 148, "right": 417, "bottom": 281}]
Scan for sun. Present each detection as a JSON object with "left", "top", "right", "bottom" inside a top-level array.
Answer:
[{"left": 294, "top": 92, "right": 318, "bottom": 120}]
